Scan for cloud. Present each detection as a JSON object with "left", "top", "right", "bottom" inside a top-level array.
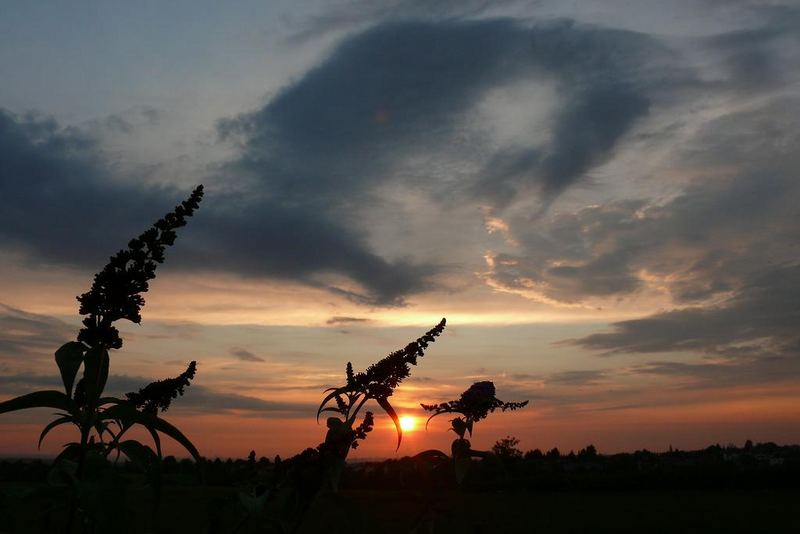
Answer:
[
  {"left": 224, "top": 19, "right": 668, "bottom": 208},
  {"left": 4, "top": 15, "right": 793, "bottom": 308},
  {"left": 326, "top": 316, "right": 370, "bottom": 325},
  {"left": 0, "top": 372, "right": 313, "bottom": 418},
  {"left": 484, "top": 95, "right": 800, "bottom": 305},
  {"left": 230, "top": 348, "right": 265, "bottom": 362},
  {"left": 0, "top": 109, "right": 187, "bottom": 267},
  {"left": 569, "top": 264, "right": 800, "bottom": 359},
  {"left": 0, "top": 107, "right": 435, "bottom": 306},
  {"left": 546, "top": 369, "right": 607, "bottom": 386},
  {"left": 0, "top": 303, "right": 74, "bottom": 356}
]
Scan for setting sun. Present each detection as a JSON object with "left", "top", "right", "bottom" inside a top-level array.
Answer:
[{"left": 399, "top": 416, "right": 417, "bottom": 432}]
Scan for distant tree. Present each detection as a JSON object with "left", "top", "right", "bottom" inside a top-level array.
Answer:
[
  {"left": 546, "top": 447, "right": 561, "bottom": 459},
  {"left": 744, "top": 439, "right": 754, "bottom": 451},
  {"left": 492, "top": 436, "right": 523, "bottom": 459},
  {"left": 525, "top": 448, "right": 544, "bottom": 460},
  {"left": 578, "top": 444, "right": 598, "bottom": 459}
]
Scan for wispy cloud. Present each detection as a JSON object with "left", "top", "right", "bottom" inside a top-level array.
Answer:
[{"left": 229, "top": 348, "right": 265, "bottom": 363}]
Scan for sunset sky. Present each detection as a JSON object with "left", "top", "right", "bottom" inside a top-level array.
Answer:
[{"left": 1, "top": 0, "right": 800, "bottom": 459}]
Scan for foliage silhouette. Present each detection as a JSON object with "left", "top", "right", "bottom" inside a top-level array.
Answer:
[
  {"left": 418, "top": 381, "right": 528, "bottom": 484},
  {"left": 0, "top": 185, "right": 204, "bottom": 532},
  {"left": 234, "top": 319, "right": 447, "bottom": 533},
  {"left": 317, "top": 318, "right": 447, "bottom": 452}
]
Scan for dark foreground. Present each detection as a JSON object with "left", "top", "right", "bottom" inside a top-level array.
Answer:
[
  {"left": 2, "top": 485, "right": 799, "bottom": 533},
  {"left": 3, "top": 441, "right": 800, "bottom": 533}
]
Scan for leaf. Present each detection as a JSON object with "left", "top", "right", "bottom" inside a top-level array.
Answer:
[
  {"left": 146, "top": 415, "right": 202, "bottom": 463},
  {"left": 38, "top": 416, "right": 74, "bottom": 449},
  {"left": 377, "top": 397, "right": 402, "bottom": 450},
  {"left": 83, "top": 346, "right": 109, "bottom": 406},
  {"left": 100, "top": 402, "right": 200, "bottom": 462},
  {"left": 54, "top": 342, "right": 85, "bottom": 398},
  {"left": 118, "top": 440, "right": 157, "bottom": 467},
  {"left": 54, "top": 443, "right": 82, "bottom": 464},
  {"left": 145, "top": 425, "right": 162, "bottom": 458},
  {"left": 424, "top": 410, "right": 453, "bottom": 430},
  {"left": 316, "top": 386, "right": 348, "bottom": 423},
  {"left": 0, "top": 390, "right": 69, "bottom": 415},
  {"left": 118, "top": 439, "right": 162, "bottom": 509}
]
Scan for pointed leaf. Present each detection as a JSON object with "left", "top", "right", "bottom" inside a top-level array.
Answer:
[
  {"left": 0, "top": 390, "right": 69, "bottom": 415},
  {"left": 139, "top": 412, "right": 202, "bottom": 463},
  {"left": 424, "top": 410, "right": 453, "bottom": 430},
  {"left": 145, "top": 425, "right": 162, "bottom": 458},
  {"left": 38, "top": 416, "right": 74, "bottom": 449},
  {"left": 53, "top": 443, "right": 82, "bottom": 464},
  {"left": 54, "top": 342, "right": 85, "bottom": 398},
  {"left": 118, "top": 440, "right": 158, "bottom": 466},
  {"left": 316, "top": 386, "right": 348, "bottom": 423},
  {"left": 83, "top": 346, "right": 109, "bottom": 405},
  {"left": 377, "top": 397, "right": 402, "bottom": 450}
]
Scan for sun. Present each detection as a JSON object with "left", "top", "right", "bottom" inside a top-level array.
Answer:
[{"left": 399, "top": 415, "right": 417, "bottom": 432}]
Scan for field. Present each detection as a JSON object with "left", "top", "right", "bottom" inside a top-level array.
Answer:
[{"left": 3, "top": 483, "right": 800, "bottom": 533}]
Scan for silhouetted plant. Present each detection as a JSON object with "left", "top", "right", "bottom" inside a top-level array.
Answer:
[
  {"left": 317, "top": 318, "right": 447, "bottom": 452},
  {"left": 418, "top": 381, "right": 528, "bottom": 484},
  {"left": 0, "top": 186, "right": 204, "bottom": 531},
  {"left": 244, "top": 320, "right": 447, "bottom": 533}
]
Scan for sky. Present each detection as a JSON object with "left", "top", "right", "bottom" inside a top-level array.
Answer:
[{"left": 1, "top": 0, "right": 799, "bottom": 459}]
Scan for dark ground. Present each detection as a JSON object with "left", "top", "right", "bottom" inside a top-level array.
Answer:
[
  {"left": 2, "top": 484, "right": 800, "bottom": 533},
  {"left": 3, "top": 441, "right": 800, "bottom": 533}
]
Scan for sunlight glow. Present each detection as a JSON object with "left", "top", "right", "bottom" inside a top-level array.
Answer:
[{"left": 399, "top": 415, "right": 417, "bottom": 432}]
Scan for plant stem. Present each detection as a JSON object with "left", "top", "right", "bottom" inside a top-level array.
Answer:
[{"left": 65, "top": 422, "right": 90, "bottom": 534}]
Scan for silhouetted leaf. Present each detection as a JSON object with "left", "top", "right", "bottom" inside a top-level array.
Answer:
[
  {"left": 0, "top": 390, "right": 69, "bottom": 415},
  {"left": 424, "top": 410, "right": 453, "bottom": 430},
  {"left": 54, "top": 443, "right": 82, "bottom": 464},
  {"left": 54, "top": 342, "right": 85, "bottom": 398},
  {"left": 118, "top": 440, "right": 157, "bottom": 467},
  {"left": 140, "top": 412, "right": 201, "bottom": 463},
  {"left": 377, "top": 397, "right": 402, "bottom": 450},
  {"left": 316, "top": 386, "right": 348, "bottom": 423},
  {"left": 83, "top": 346, "right": 109, "bottom": 406},
  {"left": 38, "top": 416, "right": 74, "bottom": 449}
]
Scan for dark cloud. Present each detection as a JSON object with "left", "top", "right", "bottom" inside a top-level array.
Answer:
[
  {"left": 547, "top": 369, "right": 607, "bottom": 386},
  {"left": 0, "top": 109, "right": 184, "bottom": 267},
  {"left": 0, "top": 304, "right": 74, "bottom": 356},
  {"left": 230, "top": 348, "right": 265, "bottom": 362},
  {"left": 0, "top": 108, "right": 433, "bottom": 305},
  {"left": 627, "top": 356, "right": 800, "bottom": 390},
  {"left": 1, "top": 19, "right": 672, "bottom": 305},
  {"left": 569, "top": 265, "right": 800, "bottom": 360},
  {"left": 703, "top": 18, "right": 800, "bottom": 91},
  {"left": 326, "top": 316, "right": 370, "bottom": 325},
  {"left": 485, "top": 96, "right": 800, "bottom": 304},
  {"left": 0, "top": 372, "right": 312, "bottom": 418},
  {"left": 225, "top": 19, "right": 667, "bottom": 209},
  {"left": 287, "top": 0, "right": 519, "bottom": 43}
]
